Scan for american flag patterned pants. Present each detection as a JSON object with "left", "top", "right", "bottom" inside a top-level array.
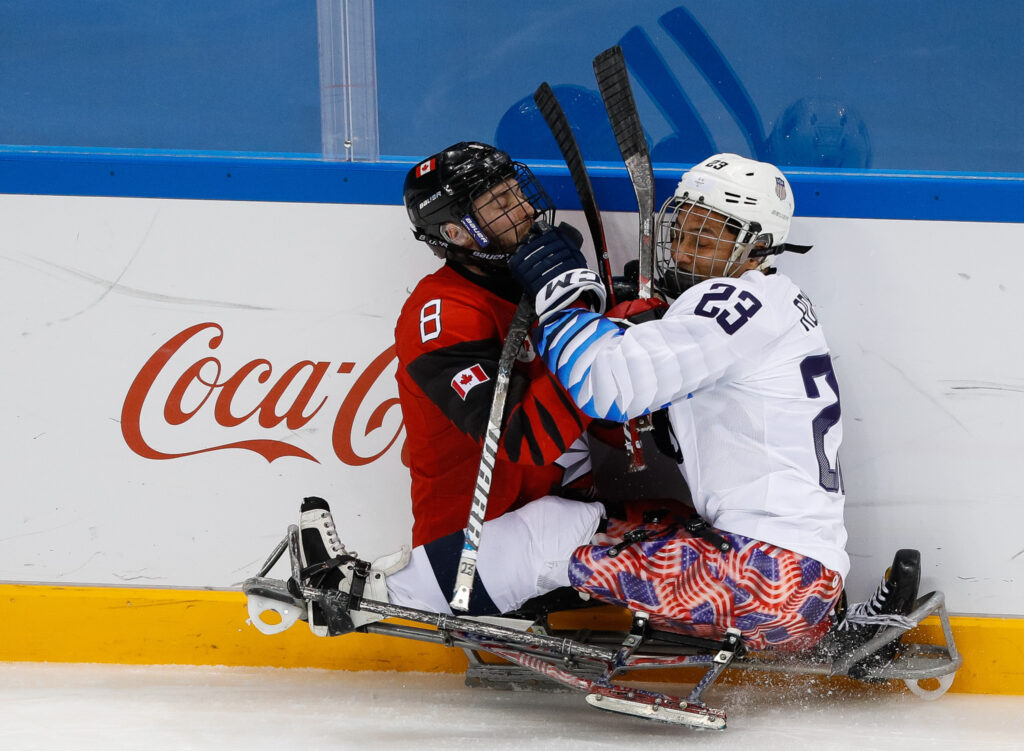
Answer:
[{"left": 569, "top": 521, "right": 843, "bottom": 652}]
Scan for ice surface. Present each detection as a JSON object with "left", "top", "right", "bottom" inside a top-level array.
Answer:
[{"left": 3, "top": 662, "right": 1023, "bottom": 750}]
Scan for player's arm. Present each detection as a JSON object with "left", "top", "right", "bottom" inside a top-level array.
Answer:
[
  {"left": 509, "top": 227, "right": 775, "bottom": 420},
  {"left": 402, "top": 299, "right": 589, "bottom": 464},
  {"left": 532, "top": 301, "right": 771, "bottom": 420}
]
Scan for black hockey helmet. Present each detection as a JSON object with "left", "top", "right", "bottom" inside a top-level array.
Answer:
[{"left": 403, "top": 141, "right": 555, "bottom": 270}]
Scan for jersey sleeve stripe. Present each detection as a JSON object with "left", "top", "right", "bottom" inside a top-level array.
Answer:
[{"left": 536, "top": 310, "right": 632, "bottom": 421}]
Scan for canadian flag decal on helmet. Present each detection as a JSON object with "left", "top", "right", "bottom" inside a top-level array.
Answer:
[
  {"left": 417, "top": 159, "right": 436, "bottom": 178},
  {"left": 451, "top": 364, "right": 490, "bottom": 399}
]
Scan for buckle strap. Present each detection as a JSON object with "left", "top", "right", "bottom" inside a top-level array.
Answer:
[
  {"left": 347, "top": 558, "right": 372, "bottom": 603},
  {"left": 607, "top": 529, "right": 651, "bottom": 558},
  {"left": 606, "top": 518, "right": 731, "bottom": 557},
  {"left": 299, "top": 554, "right": 347, "bottom": 582},
  {"left": 682, "top": 517, "right": 731, "bottom": 553}
]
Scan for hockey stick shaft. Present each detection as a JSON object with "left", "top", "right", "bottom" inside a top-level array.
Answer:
[
  {"left": 450, "top": 293, "right": 535, "bottom": 611},
  {"left": 535, "top": 80, "right": 646, "bottom": 471},
  {"left": 594, "top": 45, "right": 656, "bottom": 302},
  {"left": 594, "top": 45, "right": 655, "bottom": 461},
  {"left": 533, "top": 82, "right": 616, "bottom": 307}
]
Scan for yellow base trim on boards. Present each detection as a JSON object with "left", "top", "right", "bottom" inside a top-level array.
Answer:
[{"left": 2, "top": 584, "right": 1020, "bottom": 695}]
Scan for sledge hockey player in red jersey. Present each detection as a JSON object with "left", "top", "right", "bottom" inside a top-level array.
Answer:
[{"left": 394, "top": 141, "right": 600, "bottom": 548}]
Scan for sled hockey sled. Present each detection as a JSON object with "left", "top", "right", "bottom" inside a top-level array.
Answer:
[{"left": 243, "top": 525, "right": 962, "bottom": 732}]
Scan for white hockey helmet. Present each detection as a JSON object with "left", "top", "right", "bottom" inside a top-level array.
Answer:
[{"left": 655, "top": 153, "right": 805, "bottom": 296}]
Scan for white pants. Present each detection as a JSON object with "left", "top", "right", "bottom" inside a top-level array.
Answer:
[{"left": 387, "top": 496, "right": 604, "bottom": 614}]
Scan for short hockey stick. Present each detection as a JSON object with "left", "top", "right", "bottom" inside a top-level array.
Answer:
[
  {"left": 532, "top": 81, "right": 649, "bottom": 472},
  {"left": 593, "top": 45, "right": 656, "bottom": 301},
  {"left": 450, "top": 293, "right": 535, "bottom": 611},
  {"left": 532, "top": 82, "right": 617, "bottom": 307}
]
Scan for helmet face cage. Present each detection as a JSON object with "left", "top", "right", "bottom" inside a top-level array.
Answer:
[
  {"left": 463, "top": 161, "right": 554, "bottom": 261},
  {"left": 655, "top": 195, "right": 756, "bottom": 297}
]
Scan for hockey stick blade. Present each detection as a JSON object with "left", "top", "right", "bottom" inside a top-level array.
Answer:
[
  {"left": 533, "top": 82, "right": 616, "bottom": 306},
  {"left": 593, "top": 46, "right": 649, "bottom": 164},
  {"left": 450, "top": 293, "right": 535, "bottom": 610},
  {"left": 593, "top": 45, "right": 656, "bottom": 301}
]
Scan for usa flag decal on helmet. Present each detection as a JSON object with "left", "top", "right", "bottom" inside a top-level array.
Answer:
[{"left": 775, "top": 177, "right": 787, "bottom": 200}]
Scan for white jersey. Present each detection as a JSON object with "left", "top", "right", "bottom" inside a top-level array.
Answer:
[{"left": 535, "top": 269, "right": 849, "bottom": 580}]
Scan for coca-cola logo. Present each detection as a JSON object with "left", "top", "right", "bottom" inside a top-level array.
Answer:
[{"left": 121, "top": 322, "right": 406, "bottom": 466}]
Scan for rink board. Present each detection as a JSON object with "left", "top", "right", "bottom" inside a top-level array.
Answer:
[
  {"left": 1, "top": 583, "right": 1021, "bottom": 696},
  {"left": 1, "top": 190, "right": 1022, "bottom": 613}
]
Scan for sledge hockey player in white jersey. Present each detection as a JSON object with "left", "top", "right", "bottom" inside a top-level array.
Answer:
[
  {"left": 284, "top": 154, "right": 921, "bottom": 673},
  {"left": 504, "top": 153, "right": 921, "bottom": 659}
]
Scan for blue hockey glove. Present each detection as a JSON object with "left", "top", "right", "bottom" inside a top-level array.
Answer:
[{"left": 509, "top": 222, "right": 606, "bottom": 323}]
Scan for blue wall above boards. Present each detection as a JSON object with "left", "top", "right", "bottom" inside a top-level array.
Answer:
[
  {"left": 2, "top": 2, "right": 1022, "bottom": 173},
  {"left": 1, "top": 148, "right": 1021, "bottom": 224},
  {"left": 0, "top": 1, "right": 320, "bottom": 153},
  {"left": 378, "top": 1, "right": 1024, "bottom": 173}
]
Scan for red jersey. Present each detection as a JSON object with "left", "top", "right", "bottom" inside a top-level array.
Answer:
[{"left": 395, "top": 262, "right": 592, "bottom": 546}]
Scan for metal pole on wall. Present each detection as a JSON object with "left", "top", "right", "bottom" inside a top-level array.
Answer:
[{"left": 316, "top": 0, "right": 380, "bottom": 161}]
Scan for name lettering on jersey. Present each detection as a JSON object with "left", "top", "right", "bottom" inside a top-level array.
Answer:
[
  {"left": 419, "top": 299, "right": 442, "bottom": 342},
  {"left": 793, "top": 292, "right": 819, "bottom": 331},
  {"left": 451, "top": 363, "right": 490, "bottom": 400}
]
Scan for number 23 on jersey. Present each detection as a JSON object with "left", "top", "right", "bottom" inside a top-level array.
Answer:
[{"left": 694, "top": 283, "right": 762, "bottom": 334}]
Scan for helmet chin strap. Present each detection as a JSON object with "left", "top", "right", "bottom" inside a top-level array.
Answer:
[
  {"left": 658, "top": 239, "right": 814, "bottom": 300},
  {"left": 441, "top": 247, "right": 508, "bottom": 276},
  {"left": 654, "top": 262, "right": 699, "bottom": 300},
  {"left": 749, "top": 242, "right": 813, "bottom": 259},
  {"left": 725, "top": 242, "right": 751, "bottom": 277},
  {"left": 442, "top": 223, "right": 514, "bottom": 275}
]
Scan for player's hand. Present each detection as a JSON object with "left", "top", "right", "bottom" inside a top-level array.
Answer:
[
  {"left": 509, "top": 222, "right": 586, "bottom": 293},
  {"left": 509, "top": 222, "right": 606, "bottom": 323},
  {"left": 606, "top": 297, "right": 669, "bottom": 327}
]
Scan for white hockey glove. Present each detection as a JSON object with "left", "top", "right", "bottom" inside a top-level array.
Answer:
[{"left": 534, "top": 268, "right": 607, "bottom": 324}]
